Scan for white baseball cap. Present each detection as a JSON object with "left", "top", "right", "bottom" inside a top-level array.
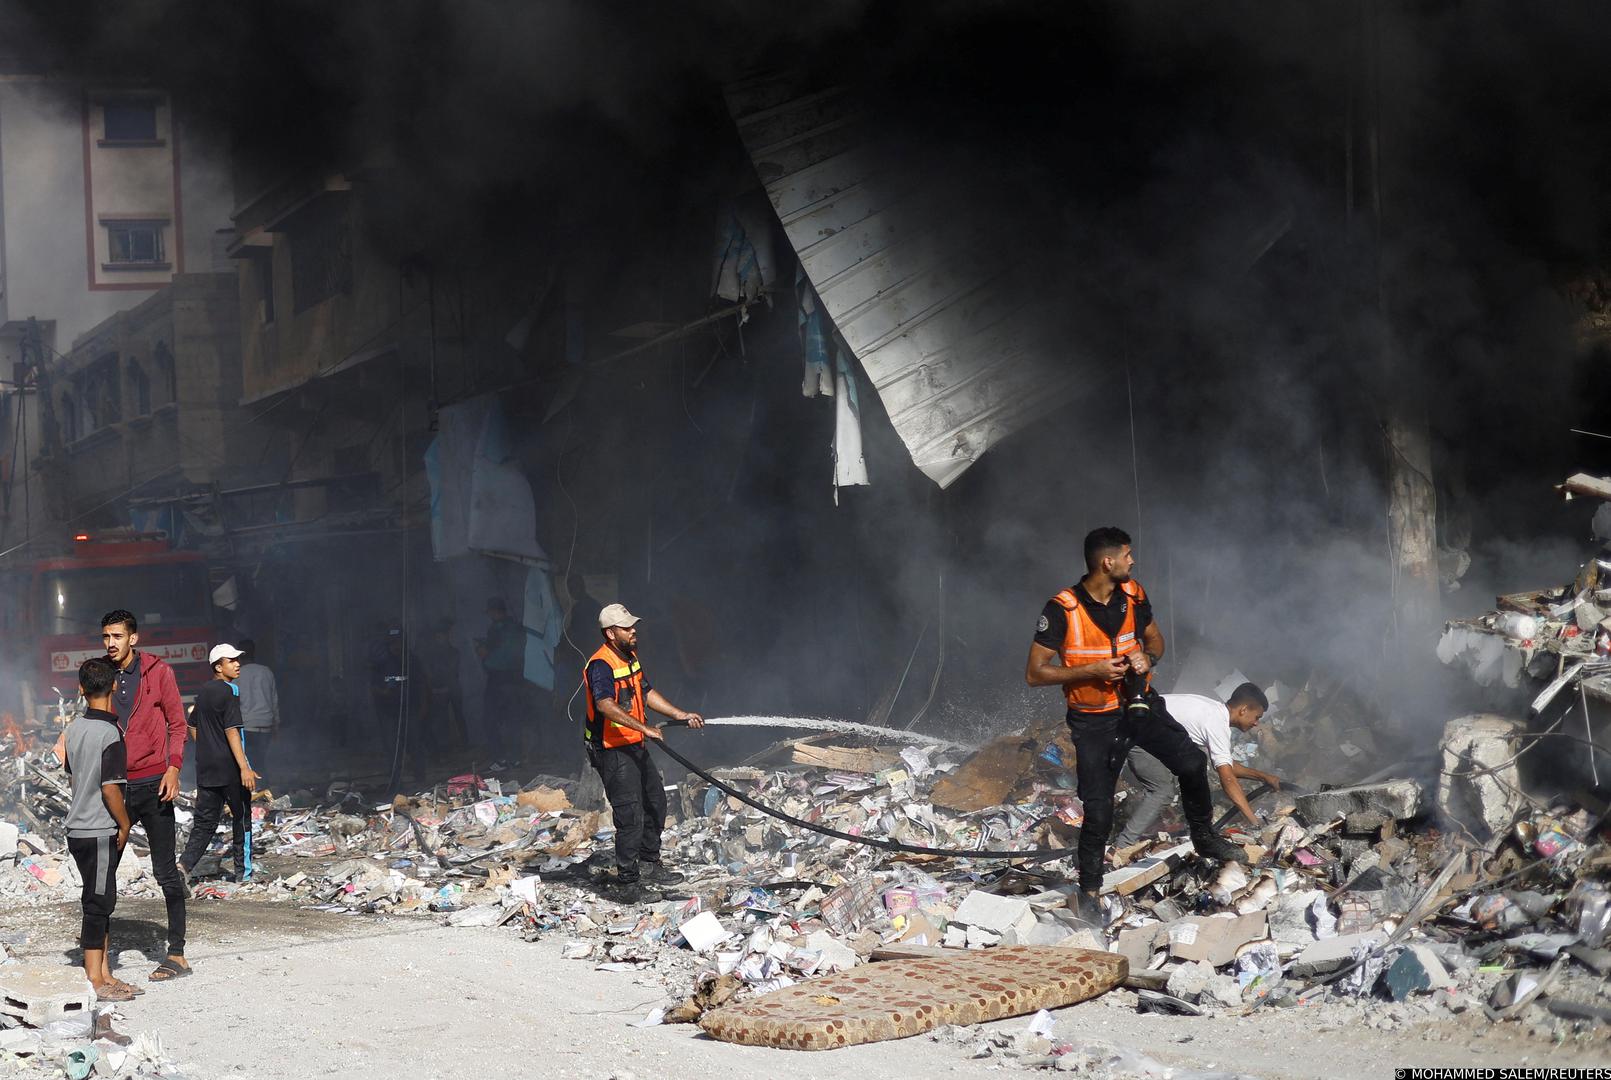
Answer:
[
  {"left": 598, "top": 603, "right": 641, "bottom": 630},
  {"left": 209, "top": 643, "right": 244, "bottom": 665}
]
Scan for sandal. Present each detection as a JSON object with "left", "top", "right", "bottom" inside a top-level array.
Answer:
[
  {"left": 95, "top": 983, "right": 137, "bottom": 1002},
  {"left": 111, "top": 979, "right": 145, "bottom": 996},
  {"left": 148, "top": 958, "right": 192, "bottom": 982}
]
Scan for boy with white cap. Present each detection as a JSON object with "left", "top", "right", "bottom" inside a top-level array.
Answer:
[{"left": 179, "top": 644, "right": 260, "bottom": 883}]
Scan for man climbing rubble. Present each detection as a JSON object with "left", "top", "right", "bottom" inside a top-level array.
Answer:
[
  {"left": 583, "top": 603, "right": 704, "bottom": 903},
  {"left": 1112, "top": 683, "right": 1281, "bottom": 847},
  {"left": 1024, "top": 527, "right": 1247, "bottom": 929}
]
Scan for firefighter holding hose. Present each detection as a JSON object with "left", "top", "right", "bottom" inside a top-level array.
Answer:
[{"left": 583, "top": 603, "right": 704, "bottom": 902}]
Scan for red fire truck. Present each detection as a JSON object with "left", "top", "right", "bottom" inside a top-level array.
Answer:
[{"left": 9, "top": 531, "right": 215, "bottom": 724}]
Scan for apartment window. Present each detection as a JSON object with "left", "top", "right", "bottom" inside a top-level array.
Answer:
[
  {"left": 250, "top": 250, "right": 276, "bottom": 325},
  {"left": 102, "top": 99, "right": 159, "bottom": 144},
  {"left": 153, "top": 341, "right": 176, "bottom": 403},
  {"left": 288, "top": 196, "right": 352, "bottom": 314},
  {"left": 104, "top": 220, "right": 169, "bottom": 270},
  {"left": 126, "top": 359, "right": 151, "bottom": 416}
]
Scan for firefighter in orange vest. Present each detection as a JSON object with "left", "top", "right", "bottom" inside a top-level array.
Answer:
[
  {"left": 584, "top": 603, "right": 704, "bottom": 902},
  {"left": 1025, "top": 527, "right": 1246, "bottom": 928}
]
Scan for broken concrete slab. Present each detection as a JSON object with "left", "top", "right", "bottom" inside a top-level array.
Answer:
[
  {"left": 1165, "top": 959, "right": 1215, "bottom": 1002},
  {"left": 699, "top": 946, "right": 1127, "bottom": 1050},
  {"left": 1288, "top": 931, "right": 1387, "bottom": 979},
  {"left": 803, "top": 930, "right": 860, "bottom": 973},
  {"left": 1203, "top": 974, "right": 1245, "bottom": 1009},
  {"left": 1435, "top": 714, "right": 1525, "bottom": 842},
  {"left": 0, "top": 964, "right": 94, "bottom": 1027},
  {"left": 1293, "top": 779, "right": 1424, "bottom": 825},
  {"left": 1267, "top": 889, "right": 1326, "bottom": 945},
  {"left": 951, "top": 891, "right": 1036, "bottom": 939}
]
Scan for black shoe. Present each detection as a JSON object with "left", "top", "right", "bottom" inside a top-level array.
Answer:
[
  {"left": 603, "top": 880, "right": 659, "bottom": 905},
  {"left": 1191, "top": 832, "right": 1249, "bottom": 863},
  {"left": 1066, "top": 889, "right": 1105, "bottom": 929},
  {"left": 640, "top": 863, "right": 683, "bottom": 886}
]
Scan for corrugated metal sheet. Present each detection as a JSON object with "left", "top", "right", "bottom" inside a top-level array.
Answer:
[{"left": 726, "top": 74, "right": 1083, "bottom": 488}]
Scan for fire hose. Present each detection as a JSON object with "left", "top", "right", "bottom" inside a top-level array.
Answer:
[
  {"left": 649, "top": 733, "right": 1081, "bottom": 861},
  {"left": 648, "top": 722, "right": 1276, "bottom": 861}
]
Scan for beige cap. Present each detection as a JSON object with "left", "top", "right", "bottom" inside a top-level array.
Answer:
[
  {"left": 209, "top": 643, "right": 244, "bottom": 665},
  {"left": 598, "top": 603, "right": 641, "bottom": 630}
]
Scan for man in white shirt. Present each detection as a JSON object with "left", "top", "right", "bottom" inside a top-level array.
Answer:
[
  {"left": 234, "top": 640, "right": 279, "bottom": 777},
  {"left": 1113, "top": 682, "right": 1280, "bottom": 847}
]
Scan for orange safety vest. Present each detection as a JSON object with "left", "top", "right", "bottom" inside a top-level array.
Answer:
[
  {"left": 1051, "top": 580, "right": 1150, "bottom": 713},
  {"left": 583, "top": 643, "right": 647, "bottom": 749}
]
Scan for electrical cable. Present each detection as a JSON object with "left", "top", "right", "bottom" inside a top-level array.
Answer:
[{"left": 649, "top": 735, "right": 1083, "bottom": 861}]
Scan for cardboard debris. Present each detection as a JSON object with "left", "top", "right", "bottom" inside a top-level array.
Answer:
[
  {"left": 1116, "top": 911, "right": 1269, "bottom": 969},
  {"left": 516, "top": 786, "right": 572, "bottom": 813},
  {"left": 929, "top": 733, "right": 1038, "bottom": 812},
  {"left": 790, "top": 743, "right": 901, "bottom": 774}
]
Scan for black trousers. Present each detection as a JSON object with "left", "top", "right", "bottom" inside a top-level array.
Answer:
[
  {"left": 68, "top": 835, "right": 122, "bottom": 944},
  {"left": 587, "top": 741, "right": 666, "bottom": 882},
  {"left": 181, "top": 782, "right": 250, "bottom": 877},
  {"left": 122, "top": 777, "right": 186, "bottom": 955},
  {"left": 1067, "top": 702, "right": 1213, "bottom": 890}
]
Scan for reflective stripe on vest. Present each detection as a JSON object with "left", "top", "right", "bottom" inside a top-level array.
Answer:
[
  {"left": 583, "top": 643, "right": 646, "bottom": 748},
  {"left": 1053, "top": 580, "right": 1148, "bottom": 713}
]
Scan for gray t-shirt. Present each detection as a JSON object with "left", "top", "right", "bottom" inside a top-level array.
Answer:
[{"left": 64, "top": 708, "right": 127, "bottom": 838}]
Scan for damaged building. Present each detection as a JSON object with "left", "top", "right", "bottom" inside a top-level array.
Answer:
[{"left": 0, "top": 3, "right": 1609, "bottom": 1078}]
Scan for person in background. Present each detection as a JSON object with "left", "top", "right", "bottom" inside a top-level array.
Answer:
[
  {"left": 180, "top": 645, "right": 259, "bottom": 884},
  {"left": 1112, "top": 683, "right": 1281, "bottom": 847},
  {"left": 477, "top": 597, "right": 526, "bottom": 759},
  {"left": 63, "top": 657, "right": 135, "bottom": 1002},
  {"left": 423, "top": 617, "right": 469, "bottom": 752},
  {"left": 235, "top": 639, "right": 279, "bottom": 778},
  {"left": 100, "top": 609, "right": 190, "bottom": 983}
]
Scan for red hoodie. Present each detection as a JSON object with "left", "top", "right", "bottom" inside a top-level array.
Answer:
[{"left": 120, "top": 651, "right": 186, "bottom": 782}]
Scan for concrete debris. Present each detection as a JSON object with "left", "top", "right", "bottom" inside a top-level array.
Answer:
[
  {"left": 1292, "top": 779, "right": 1425, "bottom": 825},
  {"left": 4, "top": 671, "right": 1611, "bottom": 1058},
  {"left": 951, "top": 891, "right": 1036, "bottom": 939},
  {"left": 1436, "top": 714, "right": 1526, "bottom": 842}
]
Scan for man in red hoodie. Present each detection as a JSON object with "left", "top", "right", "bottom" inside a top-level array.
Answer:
[{"left": 101, "top": 609, "right": 191, "bottom": 982}]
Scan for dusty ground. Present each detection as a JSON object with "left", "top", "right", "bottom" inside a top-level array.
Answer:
[{"left": 3, "top": 895, "right": 1608, "bottom": 1080}]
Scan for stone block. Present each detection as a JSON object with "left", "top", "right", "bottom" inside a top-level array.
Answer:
[
  {"left": 1165, "top": 959, "right": 1215, "bottom": 1002},
  {"left": 1293, "top": 780, "right": 1424, "bottom": 824},
  {"left": 1288, "top": 931, "right": 1386, "bottom": 979},
  {"left": 1268, "top": 889, "right": 1325, "bottom": 945},
  {"left": 0, "top": 965, "right": 94, "bottom": 1027},
  {"left": 952, "top": 891, "right": 1036, "bottom": 938},
  {"left": 1436, "top": 714, "right": 1525, "bottom": 842}
]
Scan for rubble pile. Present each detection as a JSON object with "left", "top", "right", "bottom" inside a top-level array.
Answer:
[
  {"left": 0, "top": 949, "right": 191, "bottom": 1079},
  {"left": 3, "top": 697, "right": 1610, "bottom": 1054}
]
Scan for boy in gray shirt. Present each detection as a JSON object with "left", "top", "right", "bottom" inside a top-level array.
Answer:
[{"left": 64, "top": 657, "right": 136, "bottom": 1002}]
